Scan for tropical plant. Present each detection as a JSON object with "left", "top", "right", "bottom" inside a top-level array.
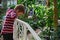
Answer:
[{"left": 17, "top": 0, "right": 60, "bottom": 40}]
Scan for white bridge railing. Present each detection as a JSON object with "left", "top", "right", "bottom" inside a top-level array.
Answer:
[{"left": 13, "top": 19, "right": 41, "bottom": 40}]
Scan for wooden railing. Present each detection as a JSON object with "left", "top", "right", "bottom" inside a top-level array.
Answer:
[{"left": 13, "top": 19, "right": 41, "bottom": 40}]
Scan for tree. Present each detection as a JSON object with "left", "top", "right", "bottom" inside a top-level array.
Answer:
[
  {"left": 53, "top": 0, "right": 58, "bottom": 31},
  {"left": 53, "top": 0, "right": 58, "bottom": 40}
]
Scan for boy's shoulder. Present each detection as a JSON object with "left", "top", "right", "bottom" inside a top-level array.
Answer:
[
  {"left": 6, "top": 8, "right": 17, "bottom": 18},
  {"left": 6, "top": 8, "right": 14, "bottom": 15},
  {"left": 7, "top": 8, "right": 14, "bottom": 12}
]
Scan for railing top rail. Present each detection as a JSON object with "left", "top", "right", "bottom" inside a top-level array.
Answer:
[{"left": 15, "top": 19, "right": 41, "bottom": 40}]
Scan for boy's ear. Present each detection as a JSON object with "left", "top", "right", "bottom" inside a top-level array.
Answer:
[{"left": 16, "top": 10, "right": 19, "bottom": 13}]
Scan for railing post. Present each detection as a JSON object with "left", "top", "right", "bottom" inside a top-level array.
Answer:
[{"left": 13, "top": 20, "right": 19, "bottom": 40}]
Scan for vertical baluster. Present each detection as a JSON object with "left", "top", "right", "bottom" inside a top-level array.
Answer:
[
  {"left": 22, "top": 23, "right": 24, "bottom": 40},
  {"left": 18, "top": 22, "right": 21, "bottom": 40},
  {"left": 23, "top": 24, "right": 27, "bottom": 40}
]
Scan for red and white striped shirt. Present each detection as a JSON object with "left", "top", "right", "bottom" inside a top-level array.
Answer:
[{"left": 1, "top": 9, "right": 17, "bottom": 34}]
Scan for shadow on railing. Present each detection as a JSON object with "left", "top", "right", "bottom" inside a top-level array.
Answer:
[{"left": 13, "top": 19, "right": 41, "bottom": 40}]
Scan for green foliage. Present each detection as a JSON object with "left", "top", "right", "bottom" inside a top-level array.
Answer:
[
  {"left": 17, "top": 0, "right": 23, "bottom": 4},
  {"left": 17, "top": 1, "right": 55, "bottom": 39},
  {"left": 0, "top": 8, "right": 3, "bottom": 13},
  {"left": 8, "top": 5, "right": 15, "bottom": 9},
  {"left": 50, "top": 0, "right": 60, "bottom": 19},
  {"left": 55, "top": 10, "right": 60, "bottom": 40},
  {"left": 58, "top": 0, "right": 60, "bottom": 19},
  {"left": 0, "top": 9, "right": 4, "bottom": 30},
  {"left": 18, "top": 4, "right": 54, "bottom": 31},
  {"left": 17, "top": 0, "right": 35, "bottom": 6}
]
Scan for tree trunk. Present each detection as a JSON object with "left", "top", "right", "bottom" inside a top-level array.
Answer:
[
  {"left": 53, "top": 0, "right": 58, "bottom": 31},
  {"left": 53, "top": 0, "right": 58, "bottom": 40}
]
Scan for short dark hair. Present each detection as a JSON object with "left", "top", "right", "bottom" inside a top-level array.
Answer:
[{"left": 14, "top": 4, "right": 25, "bottom": 13}]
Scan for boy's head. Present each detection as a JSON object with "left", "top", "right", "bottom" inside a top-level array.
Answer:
[{"left": 14, "top": 4, "right": 25, "bottom": 16}]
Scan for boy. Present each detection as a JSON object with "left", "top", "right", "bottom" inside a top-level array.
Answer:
[{"left": 1, "top": 4, "right": 25, "bottom": 40}]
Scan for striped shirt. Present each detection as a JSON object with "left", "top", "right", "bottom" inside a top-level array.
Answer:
[{"left": 1, "top": 9, "right": 17, "bottom": 34}]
